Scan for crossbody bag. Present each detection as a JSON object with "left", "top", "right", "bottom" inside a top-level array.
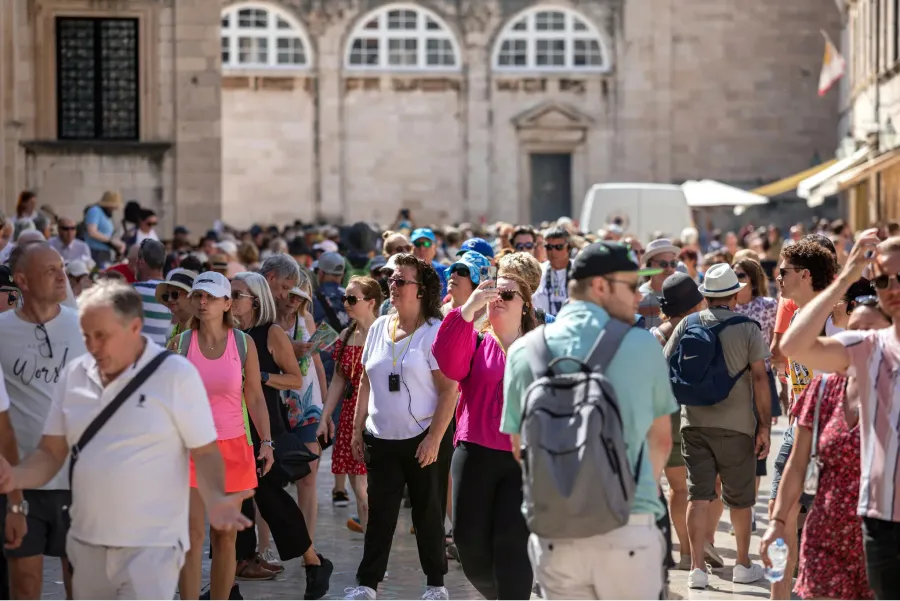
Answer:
[{"left": 803, "top": 374, "right": 829, "bottom": 496}]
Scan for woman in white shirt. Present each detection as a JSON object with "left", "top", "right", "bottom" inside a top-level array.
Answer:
[{"left": 344, "top": 255, "right": 457, "bottom": 601}]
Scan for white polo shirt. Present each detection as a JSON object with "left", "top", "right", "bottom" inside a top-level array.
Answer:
[{"left": 43, "top": 338, "right": 217, "bottom": 549}]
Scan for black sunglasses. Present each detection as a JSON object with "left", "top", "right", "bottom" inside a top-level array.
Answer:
[
  {"left": 498, "top": 290, "right": 522, "bottom": 302},
  {"left": 59, "top": 226, "right": 76, "bottom": 232},
  {"left": 450, "top": 265, "right": 470, "bottom": 278},
  {"left": 545, "top": 243, "right": 566, "bottom": 251},
  {"left": 342, "top": 294, "right": 371, "bottom": 306},
  {"left": 4, "top": 291, "right": 17, "bottom": 306},
  {"left": 390, "top": 245, "right": 412, "bottom": 254},
  {"left": 515, "top": 242, "right": 535, "bottom": 250},
  {"left": 34, "top": 324, "right": 53, "bottom": 359},
  {"left": 652, "top": 260, "right": 678, "bottom": 269},
  {"left": 389, "top": 277, "right": 418, "bottom": 287},
  {"left": 413, "top": 239, "right": 433, "bottom": 249},
  {"left": 161, "top": 290, "right": 182, "bottom": 303},
  {"left": 736, "top": 272, "right": 749, "bottom": 280},
  {"left": 873, "top": 273, "right": 900, "bottom": 290}
]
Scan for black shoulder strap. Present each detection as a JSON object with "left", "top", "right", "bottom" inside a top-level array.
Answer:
[
  {"left": 69, "top": 351, "right": 173, "bottom": 484},
  {"left": 524, "top": 326, "right": 552, "bottom": 379},
  {"left": 315, "top": 289, "right": 343, "bottom": 333}
]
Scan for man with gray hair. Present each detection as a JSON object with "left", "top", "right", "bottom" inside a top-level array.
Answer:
[
  {"left": 0, "top": 280, "right": 252, "bottom": 599},
  {"left": 260, "top": 253, "right": 301, "bottom": 301},
  {"left": 132, "top": 239, "right": 172, "bottom": 345}
]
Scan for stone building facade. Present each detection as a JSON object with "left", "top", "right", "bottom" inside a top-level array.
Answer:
[
  {"left": 0, "top": 0, "right": 222, "bottom": 235},
  {"left": 221, "top": 0, "right": 842, "bottom": 228}
]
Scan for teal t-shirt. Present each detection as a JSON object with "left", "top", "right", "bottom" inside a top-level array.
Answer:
[{"left": 501, "top": 301, "right": 678, "bottom": 520}]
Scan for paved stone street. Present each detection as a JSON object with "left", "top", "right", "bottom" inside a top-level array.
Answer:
[{"left": 38, "top": 423, "right": 795, "bottom": 600}]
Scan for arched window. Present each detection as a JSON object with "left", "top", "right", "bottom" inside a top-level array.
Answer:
[
  {"left": 221, "top": 3, "right": 311, "bottom": 69},
  {"left": 493, "top": 6, "right": 609, "bottom": 72},
  {"left": 345, "top": 3, "right": 460, "bottom": 71}
]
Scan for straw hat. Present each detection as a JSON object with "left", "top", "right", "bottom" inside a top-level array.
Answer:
[{"left": 98, "top": 190, "right": 122, "bottom": 210}]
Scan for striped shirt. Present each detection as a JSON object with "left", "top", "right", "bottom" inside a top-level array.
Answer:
[
  {"left": 836, "top": 328, "right": 900, "bottom": 522},
  {"left": 134, "top": 281, "right": 172, "bottom": 346}
]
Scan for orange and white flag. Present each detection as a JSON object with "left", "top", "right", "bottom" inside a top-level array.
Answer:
[{"left": 819, "top": 30, "right": 845, "bottom": 96}]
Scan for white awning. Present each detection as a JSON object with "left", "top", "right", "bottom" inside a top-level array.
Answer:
[
  {"left": 681, "top": 179, "right": 769, "bottom": 207},
  {"left": 798, "top": 146, "right": 870, "bottom": 207}
]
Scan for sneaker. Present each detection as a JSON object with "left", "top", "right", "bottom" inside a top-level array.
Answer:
[
  {"left": 422, "top": 586, "right": 449, "bottom": 600},
  {"left": 333, "top": 490, "right": 350, "bottom": 507},
  {"left": 732, "top": 562, "right": 765, "bottom": 584},
  {"left": 304, "top": 554, "right": 334, "bottom": 600},
  {"left": 688, "top": 568, "right": 709, "bottom": 589},
  {"left": 344, "top": 586, "right": 376, "bottom": 600},
  {"left": 347, "top": 516, "right": 364, "bottom": 533},
  {"left": 676, "top": 555, "right": 691, "bottom": 571},
  {"left": 235, "top": 558, "right": 277, "bottom": 581},
  {"left": 257, "top": 550, "right": 284, "bottom": 575},
  {"left": 703, "top": 541, "right": 724, "bottom": 569}
]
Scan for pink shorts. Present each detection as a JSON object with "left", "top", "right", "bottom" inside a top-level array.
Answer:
[{"left": 190, "top": 435, "right": 257, "bottom": 493}]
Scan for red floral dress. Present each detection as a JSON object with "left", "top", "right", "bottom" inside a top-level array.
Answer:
[
  {"left": 792, "top": 374, "right": 872, "bottom": 600},
  {"left": 331, "top": 339, "right": 366, "bottom": 476}
]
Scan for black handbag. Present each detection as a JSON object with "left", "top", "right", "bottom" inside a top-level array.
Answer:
[{"left": 272, "top": 432, "right": 319, "bottom": 484}]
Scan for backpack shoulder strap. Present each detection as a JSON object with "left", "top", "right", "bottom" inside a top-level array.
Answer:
[
  {"left": 523, "top": 326, "right": 552, "bottom": 380},
  {"left": 233, "top": 329, "right": 248, "bottom": 369},
  {"left": 176, "top": 330, "right": 192, "bottom": 356},
  {"left": 685, "top": 312, "right": 703, "bottom": 328},
  {"left": 585, "top": 318, "right": 631, "bottom": 372},
  {"left": 709, "top": 314, "right": 757, "bottom": 333}
]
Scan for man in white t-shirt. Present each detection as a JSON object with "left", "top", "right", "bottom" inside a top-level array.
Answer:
[
  {"left": 0, "top": 242, "right": 87, "bottom": 599},
  {"left": 532, "top": 227, "right": 573, "bottom": 318},
  {"left": 0, "top": 281, "right": 251, "bottom": 599}
]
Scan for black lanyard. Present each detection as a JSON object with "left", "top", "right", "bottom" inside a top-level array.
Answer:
[{"left": 545, "top": 262, "right": 571, "bottom": 297}]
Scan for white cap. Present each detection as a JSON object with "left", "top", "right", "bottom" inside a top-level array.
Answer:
[
  {"left": 383, "top": 253, "right": 401, "bottom": 272},
  {"left": 216, "top": 240, "right": 238, "bottom": 257},
  {"left": 190, "top": 271, "right": 231, "bottom": 298},
  {"left": 65, "top": 260, "right": 90, "bottom": 278},
  {"left": 313, "top": 240, "right": 339, "bottom": 253}
]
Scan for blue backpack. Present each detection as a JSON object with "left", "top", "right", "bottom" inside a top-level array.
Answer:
[{"left": 668, "top": 313, "right": 759, "bottom": 406}]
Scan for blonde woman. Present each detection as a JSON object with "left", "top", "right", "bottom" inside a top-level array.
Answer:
[{"left": 276, "top": 275, "right": 327, "bottom": 542}]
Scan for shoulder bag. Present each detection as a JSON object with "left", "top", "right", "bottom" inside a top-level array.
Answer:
[{"left": 803, "top": 374, "right": 829, "bottom": 496}]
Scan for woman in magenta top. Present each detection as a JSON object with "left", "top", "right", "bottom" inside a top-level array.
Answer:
[{"left": 432, "top": 271, "right": 536, "bottom": 600}]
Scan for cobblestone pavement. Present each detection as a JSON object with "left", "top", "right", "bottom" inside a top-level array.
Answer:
[{"left": 38, "top": 423, "right": 796, "bottom": 600}]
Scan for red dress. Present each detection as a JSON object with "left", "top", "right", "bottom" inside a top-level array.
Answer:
[
  {"left": 331, "top": 339, "right": 367, "bottom": 476},
  {"left": 792, "top": 374, "right": 873, "bottom": 600}
]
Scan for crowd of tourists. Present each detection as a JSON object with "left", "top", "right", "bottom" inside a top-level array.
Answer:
[{"left": 0, "top": 188, "right": 899, "bottom": 600}]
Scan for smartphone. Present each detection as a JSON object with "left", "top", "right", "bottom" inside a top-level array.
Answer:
[{"left": 480, "top": 265, "right": 498, "bottom": 284}]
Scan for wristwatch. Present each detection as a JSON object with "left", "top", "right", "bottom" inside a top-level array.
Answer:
[
  {"left": 7, "top": 500, "right": 28, "bottom": 516},
  {"left": 261, "top": 371, "right": 270, "bottom": 385},
  {"left": 261, "top": 440, "right": 275, "bottom": 449}
]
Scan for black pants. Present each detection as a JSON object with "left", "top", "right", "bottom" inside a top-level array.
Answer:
[
  {"left": 357, "top": 429, "right": 447, "bottom": 590},
  {"left": 0, "top": 552, "right": 8, "bottom": 600},
  {"left": 233, "top": 464, "right": 313, "bottom": 562},
  {"left": 863, "top": 517, "right": 900, "bottom": 599},
  {"left": 437, "top": 419, "right": 455, "bottom": 524},
  {"left": 450, "top": 441, "right": 532, "bottom": 600}
]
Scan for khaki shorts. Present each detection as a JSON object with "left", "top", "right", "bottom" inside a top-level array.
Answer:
[{"left": 682, "top": 427, "right": 756, "bottom": 509}]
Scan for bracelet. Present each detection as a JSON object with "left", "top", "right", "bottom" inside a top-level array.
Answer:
[{"left": 771, "top": 517, "right": 786, "bottom": 525}]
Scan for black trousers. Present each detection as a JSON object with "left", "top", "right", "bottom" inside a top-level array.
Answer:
[
  {"left": 437, "top": 419, "right": 455, "bottom": 524},
  {"left": 0, "top": 552, "right": 7, "bottom": 600},
  {"left": 357, "top": 429, "right": 447, "bottom": 590},
  {"left": 233, "top": 464, "right": 313, "bottom": 563},
  {"left": 450, "top": 441, "right": 532, "bottom": 600},
  {"left": 863, "top": 517, "right": 900, "bottom": 599}
]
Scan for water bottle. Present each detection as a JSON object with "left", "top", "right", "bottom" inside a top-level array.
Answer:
[{"left": 765, "top": 538, "right": 788, "bottom": 583}]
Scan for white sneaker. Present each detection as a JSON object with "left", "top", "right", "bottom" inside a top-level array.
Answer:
[
  {"left": 688, "top": 568, "right": 709, "bottom": 589},
  {"left": 422, "top": 586, "right": 449, "bottom": 600},
  {"left": 260, "top": 547, "right": 281, "bottom": 566},
  {"left": 733, "top": 562, "right": 765, "bottom": 584},
  {"left": 344, "top": 586, "right": 377, "bottom": 600}
]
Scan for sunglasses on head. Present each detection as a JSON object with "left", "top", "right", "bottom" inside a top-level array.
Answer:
[
  {"left": 342, "top": 294, "right": 371, "bottom": 306},
  {"left": 653, "top": 260, "right": 678, "bottom": 269},
  {"left": 873, "top": 273, "right": 900, "bottom": 290},
  {"left": 515, "top": 242, "right": 535, "bottom": 250},
  {"left": 847, "top": 295, "right": 880, "bottom": 314},
  {"left": 544, "top": 243, "right": 566, "bottom": 251},
  {"left": 414, "top": 239, "right": 433, "bottom": 248},
  {"left": 161, "top": 290, "right": 182, "bottom": 303},
  {"left": 450, "top": 265, "right": 471, "bottom": 278}
]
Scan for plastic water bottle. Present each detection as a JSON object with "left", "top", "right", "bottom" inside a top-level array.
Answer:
[{"left": 765, "top": 538, "right": 788, "bottom": 583}]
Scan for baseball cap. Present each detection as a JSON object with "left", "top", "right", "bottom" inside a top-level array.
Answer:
[
  {"left": 313, "top": 240, "right": 339, "bottom": 254},
  {"left": 446, "top": 251, "right": 491, "bottom": 286},
  {"left": 456, "top": 237, "right": 494, "bottom": 259},
  {"left": 216, "top": 240, "right": 238, "bottom": 257},
  {"left": 174, "top": 225, "right": 190, "bottom": 236},
  {"left": 571, "top": 242, "right": 662, "bottom": 280},
  {"left": 0, "top": 265, "right": 15, "bottom": 291},
  {"left": 65, "top": 260, "right": 90, "bottom": 278},
  {"left": 190, "top": 271, "right": 231, "bottom": 298},
  {"left": 382, "top": 254, "right": 401, "bottom": 273},
  {"left": 369, "top": 255, "right": 388, "bottom": 272},
  {"left": 318, "top": 251, "right": 346, "bottom": 276},
  {"left": 411, "top": 228, "right": 436, "bottom": 243}
]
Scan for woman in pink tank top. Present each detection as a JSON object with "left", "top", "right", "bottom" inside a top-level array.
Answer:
[{"left": 174, "top": 271, "right": 274, "bottom": 601}]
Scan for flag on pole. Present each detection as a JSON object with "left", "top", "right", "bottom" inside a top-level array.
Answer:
[{"left": 818, "top": 30, "right": 845, "bottom": 96}]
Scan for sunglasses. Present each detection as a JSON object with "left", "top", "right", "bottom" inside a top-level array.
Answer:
[
  {"left": 604, "top": 277, "right": 640, "bottom": 293},
  {"left": 652, "top": 260, "right": 678, "bottom": 269},
  {"left": 515, "top": 242, "right": 535, "bottom": 251},
  {"left": 544, "top": 243, "right": 567, "bottom": 251},
  {"left": 147, "top": 221, "right": 158, "bottom": 227},
  {"left": 450, "top": 265, "right": 471, "bottom": 278},
  {"left": 389, "top": 277, "right": 418, "bottom": 287},
  {"left": 735, "top": 272, "right": 749, "bottom": 280},
  {"left": 874, "top": 273, "right": 900, "bottom": 290},
  {"left": 342, "top": 294, "right": 371, "bottom": 306},
  {"left": 4, "top": 291, "right": 17, "bottom": 306},
  {"left": 231, "top": 291, "right": 254, "bottom": 301},
  {"left": 390, "top": 245, "right": 412, "bottom": 254},
  {"left": 161, "top": 290, "right": 182, "bottom": 303},
  {"left": 59, "top": 226, "right": 76, "bottom": 232},
  {"left": 498, "top": 290, "right": 522, "bottom": 302},
  {"left": 413, "top": 239, "right": 433, "bottom": 249},
  {"left": 779, "top": 267, "right": 805, "bottom": 279}
]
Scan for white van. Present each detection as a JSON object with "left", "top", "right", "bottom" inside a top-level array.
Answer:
[{"left": 579, "top": 183, "right": 694, "bottom": 244}]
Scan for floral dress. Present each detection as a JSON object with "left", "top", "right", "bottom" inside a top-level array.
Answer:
[
  {"left": 330, "top": 337, "right": 366, "bottom": 475},
  {"left": 792, "top": 374, "right": 872, "bottom": 600},
  {"left": 735, "top": 296, "right": 777, "bottom": 358}
]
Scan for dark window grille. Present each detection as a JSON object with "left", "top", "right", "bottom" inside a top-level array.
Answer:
[{"left": 56, "top": 17, "right": 139, "bottom": 140}]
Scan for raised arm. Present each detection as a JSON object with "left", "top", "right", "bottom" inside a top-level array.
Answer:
[{"left": 432, "top": 307, "right": 478, "bottom": 382}]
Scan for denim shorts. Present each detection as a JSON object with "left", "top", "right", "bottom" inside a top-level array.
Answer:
[{"left": 769, "top": 425, "right": 814, "bottom": 507}]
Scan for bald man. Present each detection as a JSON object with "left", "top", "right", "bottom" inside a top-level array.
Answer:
[
  {"left": 0, "top": 242, "right": 87, "bottom": 599},
  {"left": 49, "top": 218, "right": 91, "bottom": 266}
]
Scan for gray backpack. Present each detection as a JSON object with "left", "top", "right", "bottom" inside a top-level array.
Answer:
[{"left": 520, "top": 318, "right": 642, "bottom": 539}]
